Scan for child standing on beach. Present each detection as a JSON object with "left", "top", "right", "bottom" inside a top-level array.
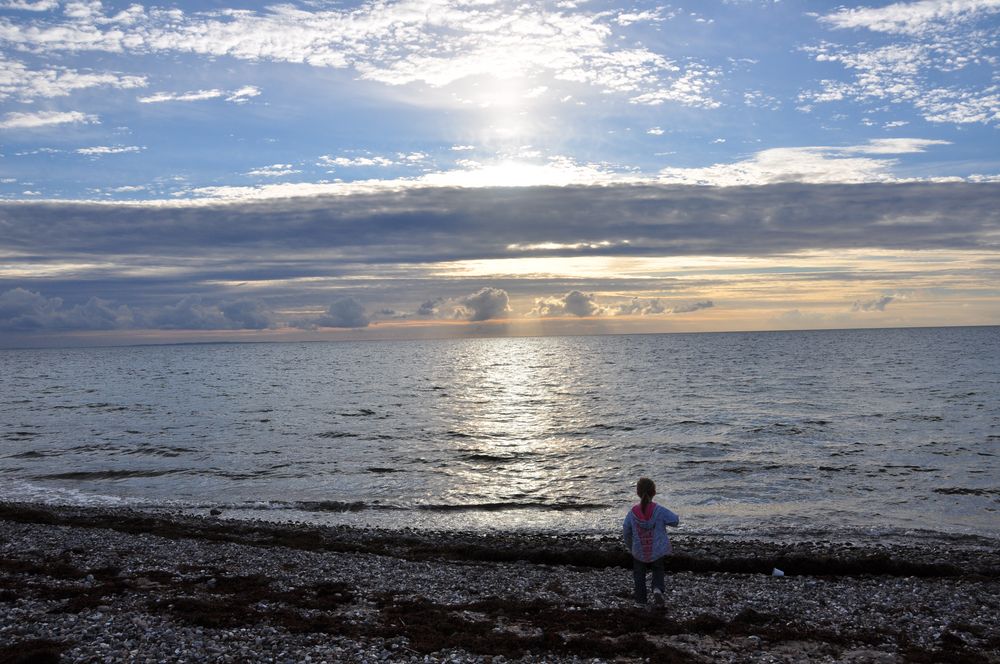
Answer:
[{"left": 623, "top": 477, "right": 680, "bottom": 607}]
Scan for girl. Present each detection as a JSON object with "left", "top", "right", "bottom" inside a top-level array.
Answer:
[{"left": 623, "top": 477, "right": 680, "bottom": 607}]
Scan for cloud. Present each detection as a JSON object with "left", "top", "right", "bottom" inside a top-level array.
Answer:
[
  {"left": 319, "top": 155, "right": 396, "bottom": 168},
  {"left": 246, "top": 164, "right": 301, "bottom": 177},
  {"left": 0, "top": 287, "right": 133, "bottom": 331},
  {"left": 137, "top": 89, "right": 221, "bottom": 103},
  {"left": 530, "top": 290, "right": 604, "bottom": 317},
  {"left": 0, "top": 56, "right": 146, "bottom": 102},
  {"left": 137, "top": 86, "right": 259, "bottom": 104},
  {"left": 1, "top": 183, "right": 997, "bottom": 268},
  {"left": 805, "top": 1, "right": 1000, "bottom": 126},
  {"left": 315, "top": 297, "right": 370, "bottom": 328},
  {"left": 819, "top": 0, "right": 1000, "bottom": 36},
  {"left": 852, "top": 295, "right": 895, "bottom": 311},
  {"left": 453, "top": 288, "right": 510, "bottom": 321},
  {"left": 616, "top": 8, "right": 674, "bottom": 26},
  {"left": 613, "top": 298, "right": 713, "bottom": 315},
  {"left": 0, "top": 110, "right": 98, "bottom": 129},
  {"left": 1, "top": 1, "right": 59, "bottom": 12},
  {"left": 0, "top": 288, "right": 281, "bottom": 333},
  {"left": 142, "top": 295, "right": 276, "bottom": 330},
  {"left": 0, "top": 1, "right": 718, "bottom": 108},
  {"left": 671, "top": 300, "right": 714, "bottom": 314},
  {"left": 75, "top": 145, "right": 144, "bottom": 156},
  {"left": 657, "top": 139, "right": 951, "bottom": 185},
  {"left": 226, "top": 85, "right": 261, "bottom": 103},
  {"left": 416, "top": 298, "right": 444, "bottom": 317},
  {"left": 218, "top": 299, "right": 274, "bottom": 329},
  {"left": 614, "top": 298, "right": 667, "bottom": 316}
]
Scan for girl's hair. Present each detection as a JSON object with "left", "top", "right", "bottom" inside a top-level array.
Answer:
[{"left": 636, "top": 477, "right": 656, "bottom": 508}]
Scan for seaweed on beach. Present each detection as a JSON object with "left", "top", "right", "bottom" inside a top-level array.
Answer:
[
  {"left": 2, "top": 503, "right": 997, "bottom": 578},
  {"left": 374, "top": 596, "right": 696, "bottom": 662},
  {"left": 0, "top": 639, "right": 69, "bottom": 664}
]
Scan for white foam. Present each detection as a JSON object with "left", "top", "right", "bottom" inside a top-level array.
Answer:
[{"left": 0, "top": 480, "right": 133, "bottom": 507}]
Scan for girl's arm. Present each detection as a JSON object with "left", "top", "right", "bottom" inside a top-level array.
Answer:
[
  {"left": 622, "top": 514, "right": 633, "bottom": 548},
  {"left": 659, "top": 506, "right": 680, "bottom": 527}
]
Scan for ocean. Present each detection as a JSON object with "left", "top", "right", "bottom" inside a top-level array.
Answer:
[{"left": 1, "top": 326, "right": 997, "bottom": 541}]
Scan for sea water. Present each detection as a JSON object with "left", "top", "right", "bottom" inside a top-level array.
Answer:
[{"left": 1, "top": 327, "right": 997, "bottom": 541}]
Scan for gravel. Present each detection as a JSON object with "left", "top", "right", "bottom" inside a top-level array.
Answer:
[{"left": 1, "top": 503, "right": 998, "bottom": 663}]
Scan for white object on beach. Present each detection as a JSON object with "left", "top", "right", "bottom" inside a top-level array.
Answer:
[{"left": 772, "top": 568, "right": 785, "bottom": 577}]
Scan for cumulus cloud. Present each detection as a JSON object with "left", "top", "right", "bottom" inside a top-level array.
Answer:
[
  {"left": 0, "top": 289, "right": 288, "bottom": 334},
  {"left": 315, "top": 297, "right": 369, "bottom": 328},
  {"left": 416, "top": 298, "right": 444, "bottom": 317},
  {"left": 614, "top": 298, "right": 667, "bottom": 316},
  {"left": 218, "top": 299, "right": 275, "bottom": 330},
  {"left": 453, "top": 288, "right": 510, "bottom": 321},
  {"left": 1, "top": 0, "right": 60, "bottom": 10},
  {"left": 0, "top": 287, "right": 133, "bottom": 331},
  {"left": 142, "top": 295, "right": 276, "bottom": 330},
  {"left": 530, "top": 290, "right": 604, "bottom": 317},
  {"left": 0, "top": 110, "right": 98, "bottom": 129},
  {"left": 852, "top": 295, "right": 895, "bottom": 311}
]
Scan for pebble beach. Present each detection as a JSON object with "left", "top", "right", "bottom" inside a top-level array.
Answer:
[{"left": 1, "top": 502, "right": 998, "bottom": 663}]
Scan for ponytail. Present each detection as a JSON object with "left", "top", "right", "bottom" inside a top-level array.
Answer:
[{"left": 636, "top": 477, "right": 656, "bottom": 509}]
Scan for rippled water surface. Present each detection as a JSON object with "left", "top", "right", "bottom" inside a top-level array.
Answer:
[{"left": 1, "top": 327, "right": 998, "bottom": 539}]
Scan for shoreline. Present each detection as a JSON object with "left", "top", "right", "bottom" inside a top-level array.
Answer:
[{"left": 2, "top": 502, "right": 999, "bottom": 663}]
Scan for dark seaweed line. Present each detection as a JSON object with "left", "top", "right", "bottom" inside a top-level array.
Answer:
[
  {"left": 2, "top": 561, "right": 995, "bottom": 664},
  {"left": 1, "top": 503, "right": 996, "bottom": 579}
]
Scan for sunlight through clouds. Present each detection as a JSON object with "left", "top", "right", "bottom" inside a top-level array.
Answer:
[{"left": 0, "top": 0, "right": 998, "bottom": 341}]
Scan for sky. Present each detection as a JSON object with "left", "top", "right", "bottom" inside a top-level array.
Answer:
[{"left": 0, "top": 0, "right": 998, "bottom": 346}]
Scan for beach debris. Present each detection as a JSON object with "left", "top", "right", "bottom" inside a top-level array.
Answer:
[{"left": 772, "top": 568, "right": 785, "bottom": 577}]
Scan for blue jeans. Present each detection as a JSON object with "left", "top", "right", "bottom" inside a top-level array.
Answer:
[{"left": 632, "top": 557, "right": 665, "bottom": 604}]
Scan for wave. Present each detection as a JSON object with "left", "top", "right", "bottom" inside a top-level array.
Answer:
[
  {"left": 458, "top": 452, "right": 541, "bottom": 463},
  {"left": 32, "top": 469, "right": 187, "bottom": 480},
  {"left": 3, "top": 430, "right": 41, "bottom": 439},
  {"left": 194, "top": 499, "right": 613, "bottom": 514},
  {"left": 8, "top": 450, "right": 54, "bottom": 459},
  {"left": 933, "top": 487, "right": 1000, "bottom": 497},
  {"left": 416, "top": 501, "right": 611, "bottom": 513},
  {"left": 121, "top": 445, "right": 198, "bottom": 457}
]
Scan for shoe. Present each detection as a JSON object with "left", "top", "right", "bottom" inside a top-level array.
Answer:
[{"left": 652, "top": 589, "right": 665, "bottom": 608}]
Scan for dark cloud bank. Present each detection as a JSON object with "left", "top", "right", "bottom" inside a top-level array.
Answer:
[
  {"left": 3, "top": 183, "right": 998, "bottom": 260},
  {"left": 1, "top": 183, "right": 997, "bottom": 337}
]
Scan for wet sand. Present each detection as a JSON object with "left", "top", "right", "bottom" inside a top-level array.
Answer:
[{"left": 1, "top": 502, "right": 998, "bottom": 663}]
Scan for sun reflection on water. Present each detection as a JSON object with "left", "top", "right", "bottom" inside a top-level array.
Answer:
[{"left": 437, "top": 338, "right": 588, "bottom": 511}]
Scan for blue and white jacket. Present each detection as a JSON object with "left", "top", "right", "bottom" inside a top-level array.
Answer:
[{"left": 623, "top": 502, "right": 680, "bottom": 562}]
